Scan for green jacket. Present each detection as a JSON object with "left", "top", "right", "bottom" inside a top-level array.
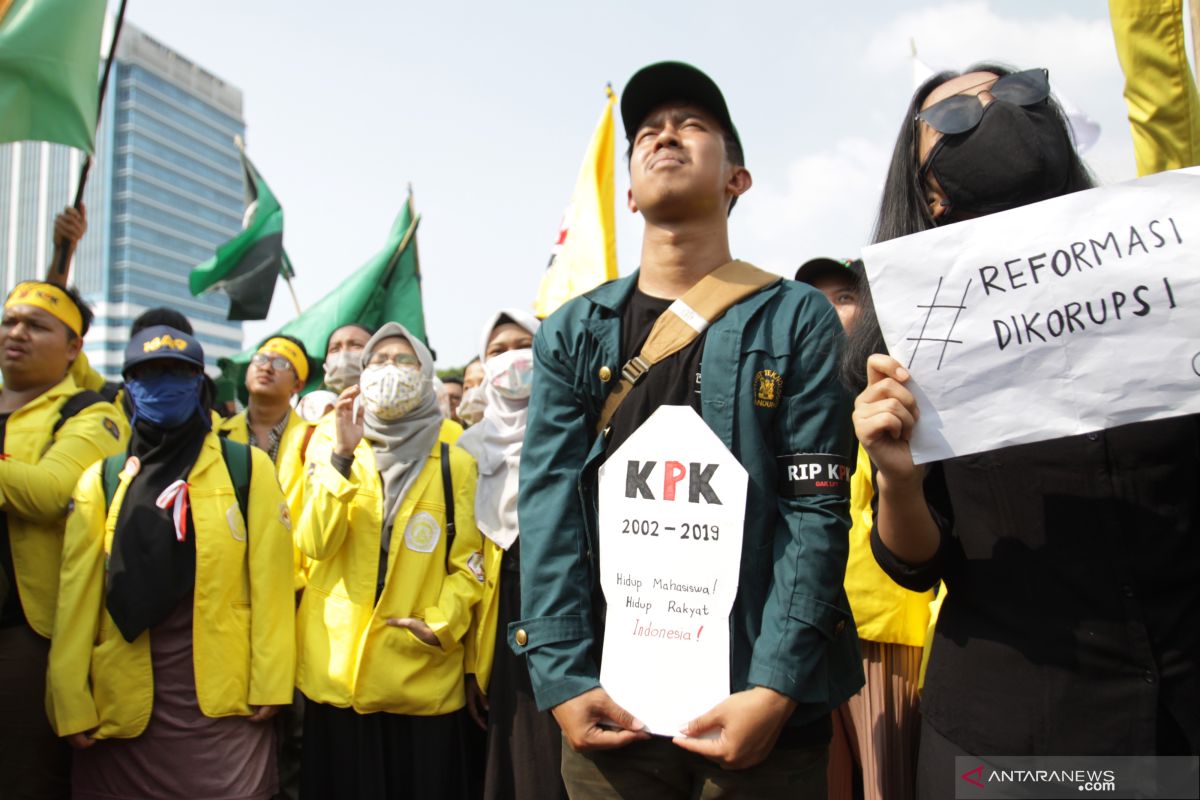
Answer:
[{"left": 511, "top": 271, "right": 864, "bottom": 725}]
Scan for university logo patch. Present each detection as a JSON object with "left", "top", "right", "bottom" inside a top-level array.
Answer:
[
  {"left": 404, "top": 511, "right": 441, "bottom": 553},
  {"left": 227, "top": 504, "right": 247, "bottom": 541},
  {"left": 468, "top": 550, "right": 485, "bottom": 582},
  {"left": 753, "top": 369, "right": 782, "bottom": 409}
]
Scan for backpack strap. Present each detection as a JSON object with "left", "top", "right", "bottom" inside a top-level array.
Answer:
[
  {"left": 595, "top": 260, "right": 779, "bottom": 434},
  {"left": 101, "top": 453, "right": 125, "bottom": 511},
  {"left": 440, "top": 442, "right": 455, "bottom": 572},
  {"left": 218, "top": 437, "right": 252, "bottom": 534},
  {"left": 99, "top": 381, "right": 122, "bottom": 403},
  {"left": 53, "top": 390, "right": 107, "bottom": 437}
]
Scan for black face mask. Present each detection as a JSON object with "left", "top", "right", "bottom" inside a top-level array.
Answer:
[{"left": 923, "top": 101, "right": 1073, "bottom": 220}]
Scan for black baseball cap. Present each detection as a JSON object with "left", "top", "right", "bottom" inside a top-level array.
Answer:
[
  {"left": 123, "top": 325, "right": 206, "bottom": 377},
  {"left": 794, "top": 258, "right": 865, "bottom": 286},
  {"left": 620, "top": 61, "right": 741, "bottom": 154}
]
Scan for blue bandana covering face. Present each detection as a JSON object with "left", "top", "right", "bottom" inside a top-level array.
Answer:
[{"left": 125, "top": 374, "right": 206, "bottom": 429}]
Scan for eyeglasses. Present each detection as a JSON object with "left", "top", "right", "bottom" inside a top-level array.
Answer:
[
  {"left": 250, "top": 352, "right": 295, "bottom": 374},
  {"left": 366, "top": 352, "right": 420, "bottom": 369},
  {"left": 914, "top": 68, "right": 1050, "bottom": 135}
]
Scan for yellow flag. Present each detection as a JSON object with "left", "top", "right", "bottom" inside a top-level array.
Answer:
[{"left": 534, "top": 86, "right": 617, "bottom": 318}]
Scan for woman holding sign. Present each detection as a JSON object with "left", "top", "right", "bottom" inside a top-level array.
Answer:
[{"left": 850, "top": 64, "right": 1200, "bottom": 797}]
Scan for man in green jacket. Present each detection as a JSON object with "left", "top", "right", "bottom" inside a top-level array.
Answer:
[{"left": 511, "top": 62, "right": 862, "bottom": 798}]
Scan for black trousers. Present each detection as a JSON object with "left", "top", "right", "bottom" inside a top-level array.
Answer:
[
  {"left": 0, "top": 623, "right": 70, "bottom": 800},
  {"left": 300, "top": 700, "right": 467, "bottom": 800},
  {"left": 482, "top": 544, "right": 568, "bottom": 800}
]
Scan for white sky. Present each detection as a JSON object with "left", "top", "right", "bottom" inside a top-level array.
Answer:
[{"left": 125, "top": 0, "right": 1154, "bottom": 367}]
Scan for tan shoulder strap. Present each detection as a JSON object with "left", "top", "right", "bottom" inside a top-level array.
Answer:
[{"left": 596, "top": 260, "right": 779, "bottom": 434}]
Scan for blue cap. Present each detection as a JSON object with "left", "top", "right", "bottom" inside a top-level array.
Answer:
[{"left": 123, "top": 325, "right": 205, "bottom": 376}]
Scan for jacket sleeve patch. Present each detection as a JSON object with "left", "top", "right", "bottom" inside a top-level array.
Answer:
[{"left": 777, "top": 453, "right": 850, "bottom": 498}]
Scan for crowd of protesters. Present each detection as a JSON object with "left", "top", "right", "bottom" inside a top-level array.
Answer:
[{"left": 0, "top": 29, "right": 1196, "bottom": 800}]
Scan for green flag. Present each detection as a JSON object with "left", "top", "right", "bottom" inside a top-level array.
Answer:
[
  {"left": 189, "top": 147, "right": 292, "bottom": 321},
  {"left": 0, "top": 0, "right": 108, "bottom": 152},
  {"left": 220, "top": 194, "right": 426, "bottom": 399}
]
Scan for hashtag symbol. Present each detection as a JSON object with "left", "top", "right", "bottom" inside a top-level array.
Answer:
[{"left": 906, "top": 277, "right": 972, "bottom": 371}]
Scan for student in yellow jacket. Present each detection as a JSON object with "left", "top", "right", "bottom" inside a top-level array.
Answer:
[
  {"left": 47, "top": 326, "right": 296, "bottom": 800},
  {"left": 220, "top": 335, "right": 314, "bottom": 588},
  {"left": 0, "top": 281, "right": 129, "bottom": 799},
  {"left": 295, "top": 322, "right": 482, "bottom": 800}
]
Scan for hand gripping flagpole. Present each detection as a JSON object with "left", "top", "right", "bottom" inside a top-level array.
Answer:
[{"left": 50, "top": 0, "right": 130, "bottom": 285}]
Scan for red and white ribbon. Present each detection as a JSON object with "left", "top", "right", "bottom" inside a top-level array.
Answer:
[{"left": 155, "top": 480, "right": 191, "bottom": 542}]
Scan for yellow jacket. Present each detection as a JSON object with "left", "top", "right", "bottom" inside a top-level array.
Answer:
[
  {"left": 220, "top": 408, "right": 311, "bottom": 587},
  {"left": 46, "top": 432, "right": 297, "bottom": 738},
  {"left": 1110, "top": 0, "right": 1200, "bottom": 175},
  {"left": 295, "top": 432, "right": 482, "bottom": 715},
  {"left": 844, "top": 444, "right": 933, "bottom": 646},
  {"left": 464, "top": 538, "right": 504, "bottom": 693},
  {"left": 1, "top": 373, "right": 128, "bottom": 638}
]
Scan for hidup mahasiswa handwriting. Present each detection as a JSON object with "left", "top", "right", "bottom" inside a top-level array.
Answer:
[{"left": 611, "top": 458, "right": 725, "bottom": 642}]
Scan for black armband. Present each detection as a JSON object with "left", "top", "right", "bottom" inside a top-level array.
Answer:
[{"left": 777, "top": 453, "right": 850, "bottom": 498}]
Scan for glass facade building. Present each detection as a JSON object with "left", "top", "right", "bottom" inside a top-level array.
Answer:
[{"left": 0, "top": 21, "right": 246, "bottom": 377}]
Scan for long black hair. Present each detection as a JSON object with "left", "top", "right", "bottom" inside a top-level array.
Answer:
[{"left": 841, "top": 63, "right": 1097, "bottom": 394}]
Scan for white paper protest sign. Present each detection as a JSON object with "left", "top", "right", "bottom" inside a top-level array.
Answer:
[
  {"left": 597, "top": 405, "right": 747, "bottom": 737},
  {"left": 862, "top": 167, "right": 1200, "bottom": 464}
]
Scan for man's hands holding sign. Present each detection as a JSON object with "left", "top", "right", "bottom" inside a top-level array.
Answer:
[{"left": 554, "top": 685, "right": 797, "bottom": 771}]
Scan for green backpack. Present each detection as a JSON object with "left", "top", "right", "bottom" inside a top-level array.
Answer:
[{"left": 101, "top": 437, "right": 252, "bottom": 532}]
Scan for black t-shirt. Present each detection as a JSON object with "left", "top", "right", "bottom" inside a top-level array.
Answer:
[
  {"left": 599, "top": 288, "right": 830, "bottom": 746},
  {"left": 870, "top": 415, "right": 1200, "bottom": 755},
  {"left": 0, "top": 412, "right": 21, "bottom": 629},
  {"left": 605, "top": 289, "right": 705, "bottom": 454}
]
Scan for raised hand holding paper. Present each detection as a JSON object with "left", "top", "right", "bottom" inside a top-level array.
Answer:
[
  {"left": 862, "top": 167, "right": 1200, "bottom": 464},
  {"left": 597, "top": 405, "right": 747, "bottom": 737}
]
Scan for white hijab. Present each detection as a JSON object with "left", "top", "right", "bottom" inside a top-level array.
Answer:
[{"left": 456, "top": 308, "right": 539, "bottom": 550}]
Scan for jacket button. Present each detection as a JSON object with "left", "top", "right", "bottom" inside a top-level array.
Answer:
[
  {"left": 598, "top": 366, "right": 612, "bottom": 383},
  {"left": 834, "top": 620, "right": 846, "bottom": 635},
  {"left": 515, "top": 629, "right": 528, "bottom": 646}
]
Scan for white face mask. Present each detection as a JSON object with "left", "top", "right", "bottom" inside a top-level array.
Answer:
[
  {"left": 323, "top": 349, "right": 364, "bottom": 394},
  {"left": 359, "top": 364, "right": 424, "bottom": 421},
  {"left": 458, "top": 385, "right": 486, "bottom": 425},
  {"left": 485, "top": 348, "right": 534, "bottom": 401}
]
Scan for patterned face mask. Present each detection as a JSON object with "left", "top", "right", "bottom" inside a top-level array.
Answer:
[
  {"left": 485, "top": 348, "right": 534, "bottom": 401},
  {"left": 359, "top": 364, "right": 424, "bottom": 421}
]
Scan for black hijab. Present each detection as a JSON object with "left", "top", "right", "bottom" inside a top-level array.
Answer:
[{"left": 105, "top": 396, "right": 211, "bottom": 643}]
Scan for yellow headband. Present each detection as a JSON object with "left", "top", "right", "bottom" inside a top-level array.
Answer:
[
  {"left": 258, "top": 337, "right": 308, "bottom": 382},
  {"left": 4, "top": 282, "right": 83, "bottom": 336}
]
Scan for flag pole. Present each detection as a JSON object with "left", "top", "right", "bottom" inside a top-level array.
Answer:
[
  {"left": 51, "top": 0, "right": 129, "bottom": 284},
  {"left": 284, "top": 273, "right": 302, "bottom": 316}
]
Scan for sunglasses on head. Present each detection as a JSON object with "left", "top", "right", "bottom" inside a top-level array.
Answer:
[{"left": 914, "top": 68, "right": 1051, "bottom": 135}]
